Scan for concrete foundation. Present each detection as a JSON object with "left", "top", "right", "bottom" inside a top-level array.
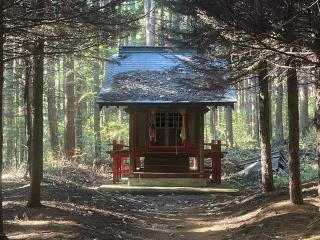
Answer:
[{"left": 128, "top": 178, "right": 207, "bottom": 187}]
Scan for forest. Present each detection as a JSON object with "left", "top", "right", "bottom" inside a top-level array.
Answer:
[{"left": 0, "top": 0, "right": 319, "bottom": 239}]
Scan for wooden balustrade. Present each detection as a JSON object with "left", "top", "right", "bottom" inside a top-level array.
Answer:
[{"left": 110, "top": 140, "right": 223, "bottom": 184}]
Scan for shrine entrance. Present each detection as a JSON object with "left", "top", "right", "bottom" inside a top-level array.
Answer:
[{"left": 109, "top": 106, "right": 224, "bottom": 187}]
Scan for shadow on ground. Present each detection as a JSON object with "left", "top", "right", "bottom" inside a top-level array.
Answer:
[{"left": 3, "top": 177, "right": 320, "bottom": 240}]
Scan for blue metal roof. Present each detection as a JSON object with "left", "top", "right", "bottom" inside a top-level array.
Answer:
[
  {"left": 103, "top": 47, "right": 197, "bottom": 89},
  {"left": 97, "top": 46, "right": 236, "bottom": 106}
]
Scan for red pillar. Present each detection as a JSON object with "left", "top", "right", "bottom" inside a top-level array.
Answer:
[
  {"left": 211, "top": 140, "right": 223, "bottom": 183},
  {"left": 112, "top": 140, "right": 125, "bottom": 183}
]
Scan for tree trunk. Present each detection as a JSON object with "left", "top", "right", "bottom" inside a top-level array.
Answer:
[
  {"left": 93, "top": 54, "right": 101, "bottom": 160},
  {"left": 258, "top": 60, "right": 274, "bottom": 192},
  {"left": 27, "top": 38, "right": 44, "bottom": 207},
  {"left": 5, "top": 60, "right": 14, "bottom": 167},
  {"left": 238, "top": 81, "right": 244, "bottom": 113},
  {"left": 64, "top": 55, "right": 76, "bottom": 160},
  {"left": 209, "top": 107, "right": 216, "bottom": 141},
  {"left": 57, "top": 59, "right": 63, "bottom": 152},
  {"left": 117, "top": 109, "right": 123, "bottom": 142},
  {"left": 130, "top": 0, "right": 136, "bottom": 45},
  {"left": 286, "top": 57, "right": 303, "bottom": 205},
  {"left": 275, "top": 76, "right": 284, "bottom": 144},
  {"left": 216, "top": 107, "right": 221, "bottom": 123},
  {"left": 57, "top": 60, "right": 63, "bottom": 122},
  {"left": 0, "top": 1, "right": 5, "bottom": 234},
  {"left": 244, "top": 79, "right": 252, "bottom": 135},
  {"left": 159, "top": 3, "right": 165, "bottom": 46},
  {"left": 171, "top": 8, "right": 180, "bottom": 30},
  {"left": 47, "top": 59, "right": 59, "bottom": 157},
  {"left": 75, "top": 72, "right": 83, "bottom": 152},
  {"left": 19, "top": 110, "right": 25, "bottom": 166},
  {"left": 225, "top": 106, "right": 233, "bottom": 147},
  {"left": 19, "top": 60, "right": 26, "bottom": 166},
  {"left": 144, "top": 0, "right": 155, "bottom": 46},
  {"left": 316, "top": 65, "right": 320, "bottom": 197},
  {"left": 24, "top": 57, "right": 33, "bottom": 176},
  {"left": 299, "top": 78, "right": 309, "bottom": 135},
  {"left": 251, "top": 77, "right": 259, "bottom": 142},
  {"left": 268, "top": 80, "right": 273, "bottom": 140},
  {"left": 14, "top": 59, "right": 21, "bottom": 168}
]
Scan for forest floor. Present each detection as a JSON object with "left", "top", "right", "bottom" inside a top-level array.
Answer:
[{"left": 2, "top": 164, "right": 320, "bottom": 240}]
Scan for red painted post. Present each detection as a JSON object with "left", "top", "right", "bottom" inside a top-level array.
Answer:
[
  {"left": 211, "top": 140, "right": 222, "bottom": 183},
  {"left": 134, "top": 153, "right": 141, "bottom": 170},
  {"left": 112, "top": 140, "right": 126, "bottom": 183},
  {"left": 119, "top": 140, "right": 124, "bottom": 180},
  {"left": 112, "top": 156, "right": 116, "bottom": 183},
  {"left": 112, "top": 140, "right": 118, "bottom": 183}
]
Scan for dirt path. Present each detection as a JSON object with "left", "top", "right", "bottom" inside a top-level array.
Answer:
[{"left": 3, "top": 178, "right": 320, "bottom": 240}]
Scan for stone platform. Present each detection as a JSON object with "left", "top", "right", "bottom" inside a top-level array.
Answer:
[{"left": 96, "top": 182, "right": 239, "bottom": 195}]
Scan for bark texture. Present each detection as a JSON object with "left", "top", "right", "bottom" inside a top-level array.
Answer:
[
  {"left": 93, "top": 56, "right": 101, "bottom": 160},
  {"left": 287, "top": 58, "right": 303, "bottom": 205},
  {"left": 244, "top": 79, "right": 252, "bottom": 135},
  {"left": 47, "top": 59, "right": 59, "bottom": 157},
  {"left": 315, "top": 61, "right": 320, "bottom": 197},
  {"left": 5, "top": 61, "right": 14, "bottom": 165},
  {"left": 0, "top": 0, "right": 4, "bottom": 233},
  {"left": 144, "top": 0, "right": 155, "bottom": 46},
  {"left": 275, "top": 76, "right": 284, "bottom": 144},
  {"left": 64, "top": 55, "right": 76, "bottom": 160},
  {"left": 75, "top": 75, "right": 83, "bottom": 152},
  {"left": 19, "top": 60, "right": 26, "bottom": 166},
  {"left": 258, "top": 60, "right": 274, "bottom": 192},
  {"left": 299, "top": 78, "right": 309, "bottom": 135},
  {"left": 251, "top": 77, "right": 259, "bottom": 142},
  {"left": 130, "top": 0, "right": 136, "bottom": 45},
  {"left": 28, "top": 38, "right": 44, "bottom": 207},
  {"left": 209, "top": 107, "right": 217, "bottom": 141},
  {"left": 225, "top": 106, "right": 233, "bottom": 147},
  {"left": 268, "top": 80, "right": 273, "bottom": 140},
  {"left": 25, "top": 58, "right": 32, "bottom": 176},
  {"left": 14, "top": 59, "right": 20, "bottom": 168}
]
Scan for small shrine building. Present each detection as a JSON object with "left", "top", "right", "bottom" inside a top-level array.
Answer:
[{"left": 96, "top": 46, "right": 236, "bottom": 187}]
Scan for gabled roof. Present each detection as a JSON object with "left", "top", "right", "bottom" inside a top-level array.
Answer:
[{"left": 96, "top": 46, "right": 236, "bottom": 107}]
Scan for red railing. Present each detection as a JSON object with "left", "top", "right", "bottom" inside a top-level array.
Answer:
[
  {"left": 204, "top": 140, "right": 223, "bottom": 183},
  {"left": 110, "top": 140, "right": 223, "bottom": 184},
  {"left": 110, "top": 140, "right": 129, "bottom": 183}
]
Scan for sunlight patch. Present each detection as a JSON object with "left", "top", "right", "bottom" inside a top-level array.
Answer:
[
  {"left": 187, "top": 200, "right": 295, "bottom": 233},
  {"left": 8, "top": 231, "right": 76, "bottom": 240},
  {"left": 2, "top": 172, "right": 25, "bottom": 179},
  {"left": 6, "top": 219, "right": 81, "bottom": 227}
]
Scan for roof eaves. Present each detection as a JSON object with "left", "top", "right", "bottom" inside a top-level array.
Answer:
[{"left": 96, "top": 98, "right": 236, "bottom": 107}]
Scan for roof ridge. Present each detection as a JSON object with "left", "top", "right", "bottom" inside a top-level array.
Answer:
[{"left": 119, "top": 46, "right": 198, "bottom": 54}]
